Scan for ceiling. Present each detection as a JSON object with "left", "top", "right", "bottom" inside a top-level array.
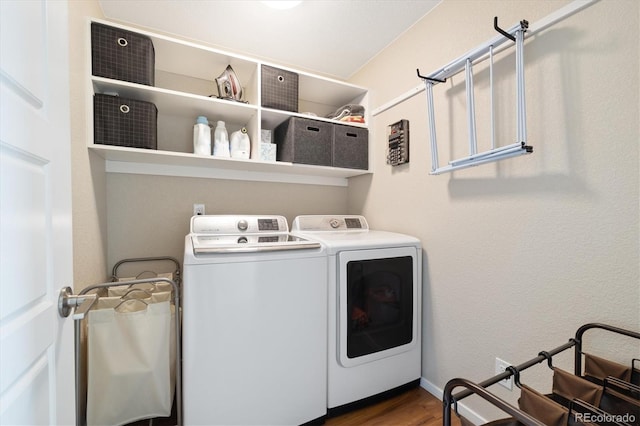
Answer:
[{"left": 97, "top": 0, "right": 441, "bottom": 79}]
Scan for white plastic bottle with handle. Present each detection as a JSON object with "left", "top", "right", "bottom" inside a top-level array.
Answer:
[
  {"left": 193, "top": 116, "right": 211, "bottom": 156},
  {"left": 230, "top": 127, "right": 250, "bottom": 159},
  {"left": 213, "top": 121, "right": 230, "bottom": 157}
]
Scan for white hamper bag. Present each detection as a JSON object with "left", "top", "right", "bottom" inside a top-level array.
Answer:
[{"left": 86, "top": 299, "right": 172, "bottom": 426}]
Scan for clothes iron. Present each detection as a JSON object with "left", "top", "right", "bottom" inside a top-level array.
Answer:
[{"left": 215, "top": 65, "right": 243, "bottom": 102}]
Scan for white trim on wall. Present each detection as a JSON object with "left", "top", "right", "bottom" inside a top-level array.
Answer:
[{"left": 420, "top": 377, "right": 487, "bottom": 425}]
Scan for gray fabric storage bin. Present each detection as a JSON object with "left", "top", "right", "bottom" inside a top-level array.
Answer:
[
  {"left": 274, "top": 117, "right": 332, "bottom": 166},
  {"left": 261, "top": 65, "right": 299, "bottom": 112},
  {"left": 332, "top": 125, "right": 368, "bottom": 170},
  {"left": 91, "top": 22, "right": 155, "bottom": 86},
  {"left": 94, "top": 94, "right": 157, "bottom": 149}
]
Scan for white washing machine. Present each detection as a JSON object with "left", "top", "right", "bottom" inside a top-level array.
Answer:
[
  {"left": 183, "top": 215, "right": 328, "bottom": 425},
  {"left": 291, "top": 215, "right": 422, "bottom": 414}
]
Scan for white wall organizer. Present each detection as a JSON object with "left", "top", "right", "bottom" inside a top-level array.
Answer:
[{"left": 87, "top": 18, "right": 370, "bottom": 187}]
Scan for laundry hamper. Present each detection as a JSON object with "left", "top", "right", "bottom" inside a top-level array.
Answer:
[
  {"left": 86, "top": 297, "right": 173, "bottom": 426},
  {"left": 443, "top": 323, "right": 640, "bottom": 426},
  {"left": 109, "top": 274, "right": 179, "bottom": 401}
]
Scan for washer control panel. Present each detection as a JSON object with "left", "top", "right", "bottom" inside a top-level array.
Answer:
[
  {"left": 257, "top": 218, "right": 280, "bottom": 231},
  {"left": 191, "top": 215, "right": 288, "bottom": 235}
]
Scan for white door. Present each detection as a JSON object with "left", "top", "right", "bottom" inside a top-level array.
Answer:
[{"left": 0, "top": 1, "right": 75, "bottom": 425}]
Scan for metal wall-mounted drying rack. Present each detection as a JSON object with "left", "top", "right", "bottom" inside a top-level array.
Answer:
[
  {"left": 59, "top": 256, "right": 183, "bottom": 426},
  {"left": 416, "top": 16, "right": 532, "bottom": 175},
  {"left": 370, "top": 0, "right": 598, "bottom": 175}
]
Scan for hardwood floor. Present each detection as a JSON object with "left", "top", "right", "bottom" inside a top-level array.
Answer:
[
  {"left": 324, "top": 387, "right": 462, "bottom": 426},
  {"left": 127, "top": 386, "right": 462, "bottom": 426}
]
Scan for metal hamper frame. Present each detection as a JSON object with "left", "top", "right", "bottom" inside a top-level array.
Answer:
[{"left": 59, "top": 258, "right": 182, "bottom": 426}]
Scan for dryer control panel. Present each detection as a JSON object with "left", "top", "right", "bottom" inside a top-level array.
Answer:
[{"left": 291, "top": 215, "right": 369, "bottom": 232}]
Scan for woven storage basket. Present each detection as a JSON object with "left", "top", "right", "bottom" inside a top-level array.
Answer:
[
  {"left": 261, "top": 65, "right": 298, "bottom": 112},
  {"left": 274, "top": 117, "right": 332, "bottom": 166},
  {"left": 94, "top": 94, "right": 157, "bottom": 149},
  {"left": 332, "top": 125, "right": 368, "bottom": 170},
  {"left": 91, "top": 22, "right": 155, "bottom": 86}
]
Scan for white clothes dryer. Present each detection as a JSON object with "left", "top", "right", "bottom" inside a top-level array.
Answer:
[
  {"left": 183, "top": 215, "right": 328, "bottom": 425},
  {"left": 291, "top": 215, "right": 422, "bottom": 414}
]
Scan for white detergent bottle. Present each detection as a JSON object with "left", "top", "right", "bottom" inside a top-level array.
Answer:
[
  {"left": 230, "top": 127, "right": 251, "bottom": 159},
  {"left": 193, "top": 116, "right": 211, "bottom": 155},
  {"left": 213, "top": 120, "right": 230, "bottom": 157}
]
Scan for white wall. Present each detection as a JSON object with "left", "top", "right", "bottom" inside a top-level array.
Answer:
[
  {"left": 348, "top": 0, "right": 639, "bottom": 421},
  {"left": 105, "top": 174, "right": 348, "bottom": 267},
  {"left": 69, "top": 0, "right": 109, "bottom": 289}
]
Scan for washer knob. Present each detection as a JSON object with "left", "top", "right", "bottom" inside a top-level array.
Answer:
[
  {"left": 237, "top": 219, "right": 249, "bottom": 231},
  {"left": 329, "top": 219, "right": 341, "bottom": 229},
  {"left": 237, "top": 236, "right": 248, "bottom": 244}
]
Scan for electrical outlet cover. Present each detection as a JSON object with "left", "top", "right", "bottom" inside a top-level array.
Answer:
[
  {"left": 495, "top": 357, "right": 513, "bottom": 390},
  {"left": 193, "top": 204, "right": 205, "bottom": 216}
]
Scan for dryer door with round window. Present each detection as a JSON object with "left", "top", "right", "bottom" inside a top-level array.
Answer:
[{"left": 337, "top": 246, "right": 419, "bottom": 368}]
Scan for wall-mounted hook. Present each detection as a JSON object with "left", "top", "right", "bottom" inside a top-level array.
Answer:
[
  {"left": 538, "top": 351, "right": 554, "bottom": 369},
  {"left": 417, "top": 68, "right": 446, "bottom": 84},
  {"left": 451, "top": 396, "right": 460, "bottom": 417},
  {"left": 494, "top": 17, "right": 529, "bottom": 42},
  {"left": 494, "top": 17, "right": 516, "bottom": 41},
  {"left": 568, "top": 338, "right": 581, "bottom": 354},
  {"left": 506, "top": 366, "right": 522, "bottom": 388}
]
